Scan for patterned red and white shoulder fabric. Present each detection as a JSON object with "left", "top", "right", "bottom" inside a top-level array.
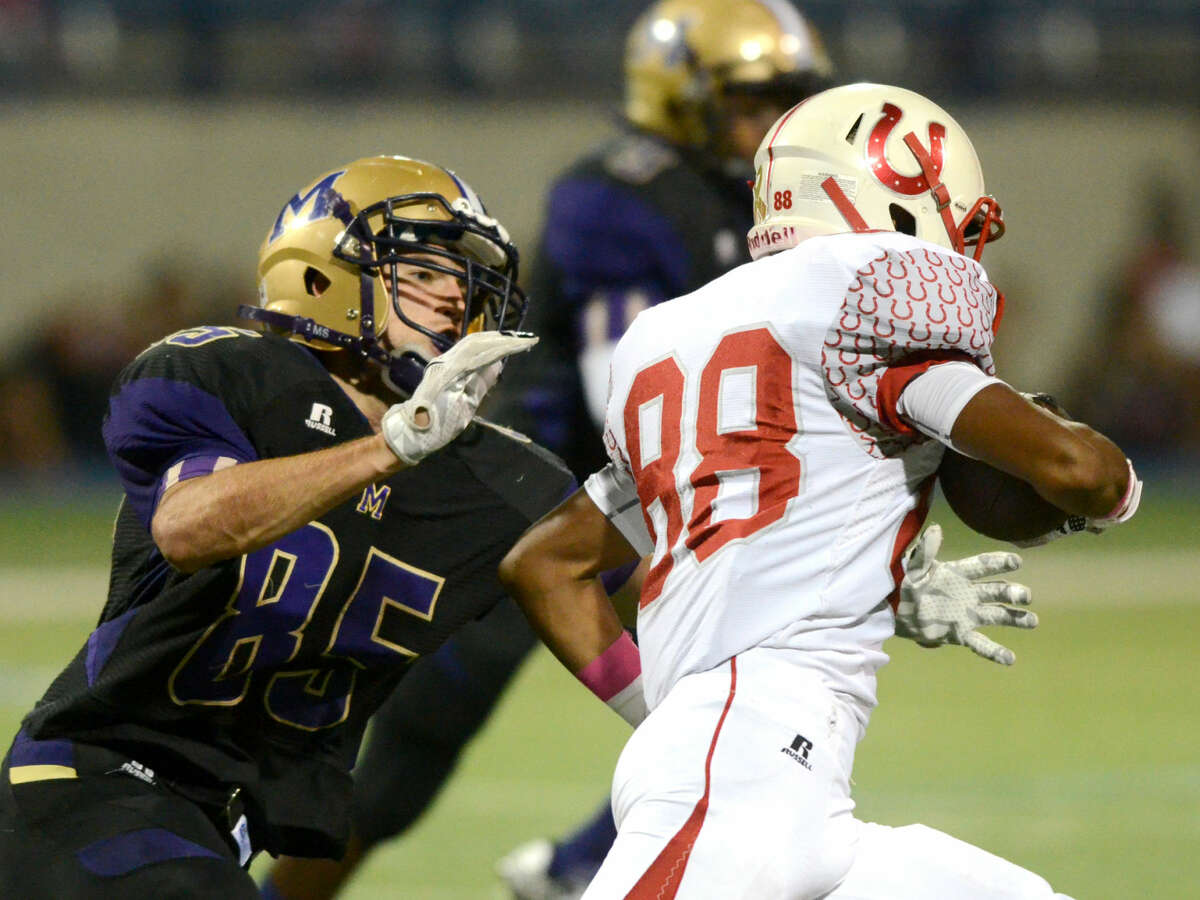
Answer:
[{"left": 822, "top": 245, "right": 1002, "bottom": 458}]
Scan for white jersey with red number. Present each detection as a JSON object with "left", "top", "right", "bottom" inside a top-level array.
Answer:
[{"left": 588, "top": 230, "right": 1002, "bottom": 717}]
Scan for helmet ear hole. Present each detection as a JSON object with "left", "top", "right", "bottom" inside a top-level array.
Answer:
[
  {"left": 889, "top": 204, "right": 916, "bottom": 236},
  {"left": 844, "top": 113, "right": 864, "bottom": 146},
  {"left": 304, "top": 267, "right": 331, "bottom": 297}
]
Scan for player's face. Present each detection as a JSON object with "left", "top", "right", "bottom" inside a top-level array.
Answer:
[
  {"left": 383, "top": 252, "right": 467, "bottom": 359},
  {"left": 720, "top": 92, "right": 795, "bottom": 165}
]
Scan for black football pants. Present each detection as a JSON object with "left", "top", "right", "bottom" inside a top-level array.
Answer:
[
  {"left": 0, "top": 755, "right": 258, "bottom": 899},
  {"left": 350, "top": 595, "right": 538, "bottom": 849}
]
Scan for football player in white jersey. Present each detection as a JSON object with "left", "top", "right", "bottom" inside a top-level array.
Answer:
[{"left": 500, "top": 83, "right": 1141, "bottom": 899}]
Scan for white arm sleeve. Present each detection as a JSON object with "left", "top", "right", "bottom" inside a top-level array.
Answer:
[
  {"left": 583, "top": 462, "right": 654, "bottom": 556},
  {"left": 896, "top": 362, "right": 1005, "bottom": 452}
]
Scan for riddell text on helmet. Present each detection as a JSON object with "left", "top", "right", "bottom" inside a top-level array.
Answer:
[{"left": 747, "top": 224, "right": 797, "bottom": 253}]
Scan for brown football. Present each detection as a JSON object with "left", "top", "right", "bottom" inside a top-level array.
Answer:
[{"left": 937, "top": 450, "right": 1068, "bottom": 542}]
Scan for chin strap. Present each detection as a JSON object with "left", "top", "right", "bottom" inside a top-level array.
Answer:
[
  {"left": 902, "top": 131, "right": 963, "bottom": 254},
  {"left": 236, "top": 305, "right": 362, "bottom": 352},
  {"left": 235, "top": 302, "right": 429, "bottom": 397},
  {"left": 820, "top": 132, "right": 1004, "bottom": 262},
  {"left": 382, "top": 349, "right": 429, "bottom": 397},
  {"left": 903, "top": 130, "right": 1005, "bottom": 261}
]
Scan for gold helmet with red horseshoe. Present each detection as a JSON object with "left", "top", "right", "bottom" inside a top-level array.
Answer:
[{"left": 747, "top": 83, "right": 1004, "bottom": 260}]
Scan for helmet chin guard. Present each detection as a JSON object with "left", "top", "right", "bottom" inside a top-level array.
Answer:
[
  {"left": 382, "top": 346, "right": 431, "bottom": 398},
  {"left": 234, "top": 299, "right": 431, "bottom": 398}
]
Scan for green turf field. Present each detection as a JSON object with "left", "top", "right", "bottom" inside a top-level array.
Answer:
[{"left": 1, "top": 486, "right": 1196, "bottom": 899}]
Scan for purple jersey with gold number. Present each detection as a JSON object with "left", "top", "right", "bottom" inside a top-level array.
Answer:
[
  {"left": 15, "top": 327, "right": 573, "bottom": 858},
  {"left": 495, "top": 130, "right": 755, "bottom": 477}
]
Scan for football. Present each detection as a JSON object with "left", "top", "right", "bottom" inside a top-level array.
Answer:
[{"left": 937, "top": 450, "right": 1068, "bottom": 542}]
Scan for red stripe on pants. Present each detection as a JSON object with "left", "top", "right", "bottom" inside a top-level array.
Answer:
[
  {"left": 624, "top": 657, "right": 738, "bottom": 900},
  {"left": 886, "top": 476, "right": 935, "bottom": 612}
]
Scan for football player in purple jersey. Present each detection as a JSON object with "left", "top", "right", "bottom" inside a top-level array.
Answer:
[{"left": 0, "top": 155, "right": 566, "bottom": 898}]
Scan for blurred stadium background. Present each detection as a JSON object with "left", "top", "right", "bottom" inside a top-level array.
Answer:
[{"left": 0, "top": 1, "right": 1197, "bottom": 897}]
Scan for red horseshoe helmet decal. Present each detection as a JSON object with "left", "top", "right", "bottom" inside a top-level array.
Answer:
[{"left": 867, "top": 102, "right": 946, "bottom": 195}]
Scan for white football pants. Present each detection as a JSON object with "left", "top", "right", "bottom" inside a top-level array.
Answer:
[{"left": 582, "top": 648, "right": 1074, "bottom": 900}]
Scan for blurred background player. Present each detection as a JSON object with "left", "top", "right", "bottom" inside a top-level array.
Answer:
[
  {"left": 500, "top": 82, "right": 1140, "bottom": 900},
  {"left": 261, "top": 3, "right": 835, "bottom": 899},
  {"left": 0, "top": 155, "right": 556, "bottom": 897},
  {"left": 498, "top": 0, "right": 834, "bottom": 477}
]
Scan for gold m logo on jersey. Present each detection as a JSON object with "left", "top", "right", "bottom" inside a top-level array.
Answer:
[
  {"left": 866, "top": 102, "right": 946, "bottom": 196},
  {"left": 356, "top": 483, "right": 391, "bottom": 520}
]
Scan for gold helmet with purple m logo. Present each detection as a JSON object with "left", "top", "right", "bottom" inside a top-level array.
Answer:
[{"left": 240, "top": 155, "right": 526, "bottom": 394}]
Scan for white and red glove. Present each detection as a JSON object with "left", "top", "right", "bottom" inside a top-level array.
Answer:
[
  {"left": 896, "top": 524, "right": 1037, "bottom": 666},
  {"left": 382, "top": 331, "right": 537, "bottom": 465}
]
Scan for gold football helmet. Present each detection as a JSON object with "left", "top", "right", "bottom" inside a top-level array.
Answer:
[
  {"left": 748, "top": 83, "right": 1005, "bottom": 261},
  {"left": 241, "top": 155, "right": 526, "bottom": 393},
  {"left": 624, "top": 0, "right": 833, "bottom": 159}
]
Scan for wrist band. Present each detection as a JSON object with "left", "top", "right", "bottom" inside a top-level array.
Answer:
[
  {"left": 1099, "top": 459, "right": 1141, "bottom": 524},
  {"left": 576, "top": 631, "right": 641, "bottom": 701},
  {"left": 576, "top": 631, "right": 646, "bottom": 727}
]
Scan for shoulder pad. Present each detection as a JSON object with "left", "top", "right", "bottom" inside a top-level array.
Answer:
[
  {"left": 141, "top": 325, "right": 262, "bottom": 357},
  {"left": 117, "top": 327, "right": 318, "bottom": 405},
  {"left": 819, "top": 243, "right": 1000, "bottom": 458},
  {"left": 455, "top": 419, "right": 576, "bottom": 522}
]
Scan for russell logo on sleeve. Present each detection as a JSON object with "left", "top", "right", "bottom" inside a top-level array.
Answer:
[{"left": 306, "top": 403, "right": 337, "bottom": 436}]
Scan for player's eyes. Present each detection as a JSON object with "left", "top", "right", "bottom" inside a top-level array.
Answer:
[
  {"left": 393, "top": 267, "right": 432, "bottom": 283},
  {"left": 389, "top": 261, "right": 465, "bottom": 291}
]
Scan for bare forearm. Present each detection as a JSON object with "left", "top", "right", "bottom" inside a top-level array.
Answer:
[
  {"left": 498, "top": 485, "right": 639, "bottom": 673},
  {"left": 950, "top": 384, "right": 1129, "bottom": 518},
  {"left": 1023, "top": 420, "right": 1128, "bottom": 516},
  {"left": 507, "top": 567, "right": 626, "bottom": 674},
  {"left": 153, "top": 434, "right": 406, "bottom": 571},
  {"left": 499, "top": 485, "right": 647, "bottom": 725}
]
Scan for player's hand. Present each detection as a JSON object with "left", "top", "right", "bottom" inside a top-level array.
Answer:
[
  {"left": 1013, "top": 459, "right": 1143, "bottom": 548},
  {"left": 1012, "top": 394, "right": 1143, "bottom": 548},
  {"left": 382, "top": 331, "right": 537, "bottom": 465},
  {"left": 1021, "top": 391, "right": 1071, "bottom": 419},
  {"left": 896, "top": 523, "right": 1037, "bottom": 665}
]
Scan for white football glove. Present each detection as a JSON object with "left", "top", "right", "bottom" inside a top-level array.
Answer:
[
  {"left": 895, "top": 523, "right": 1037, "bottom": 666},
  {"left": 382, "top": 331, "right": 537, "bottom": 465},
  {"left": 1014, "top": 459, "right": 1142, "bottom": 548}
]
